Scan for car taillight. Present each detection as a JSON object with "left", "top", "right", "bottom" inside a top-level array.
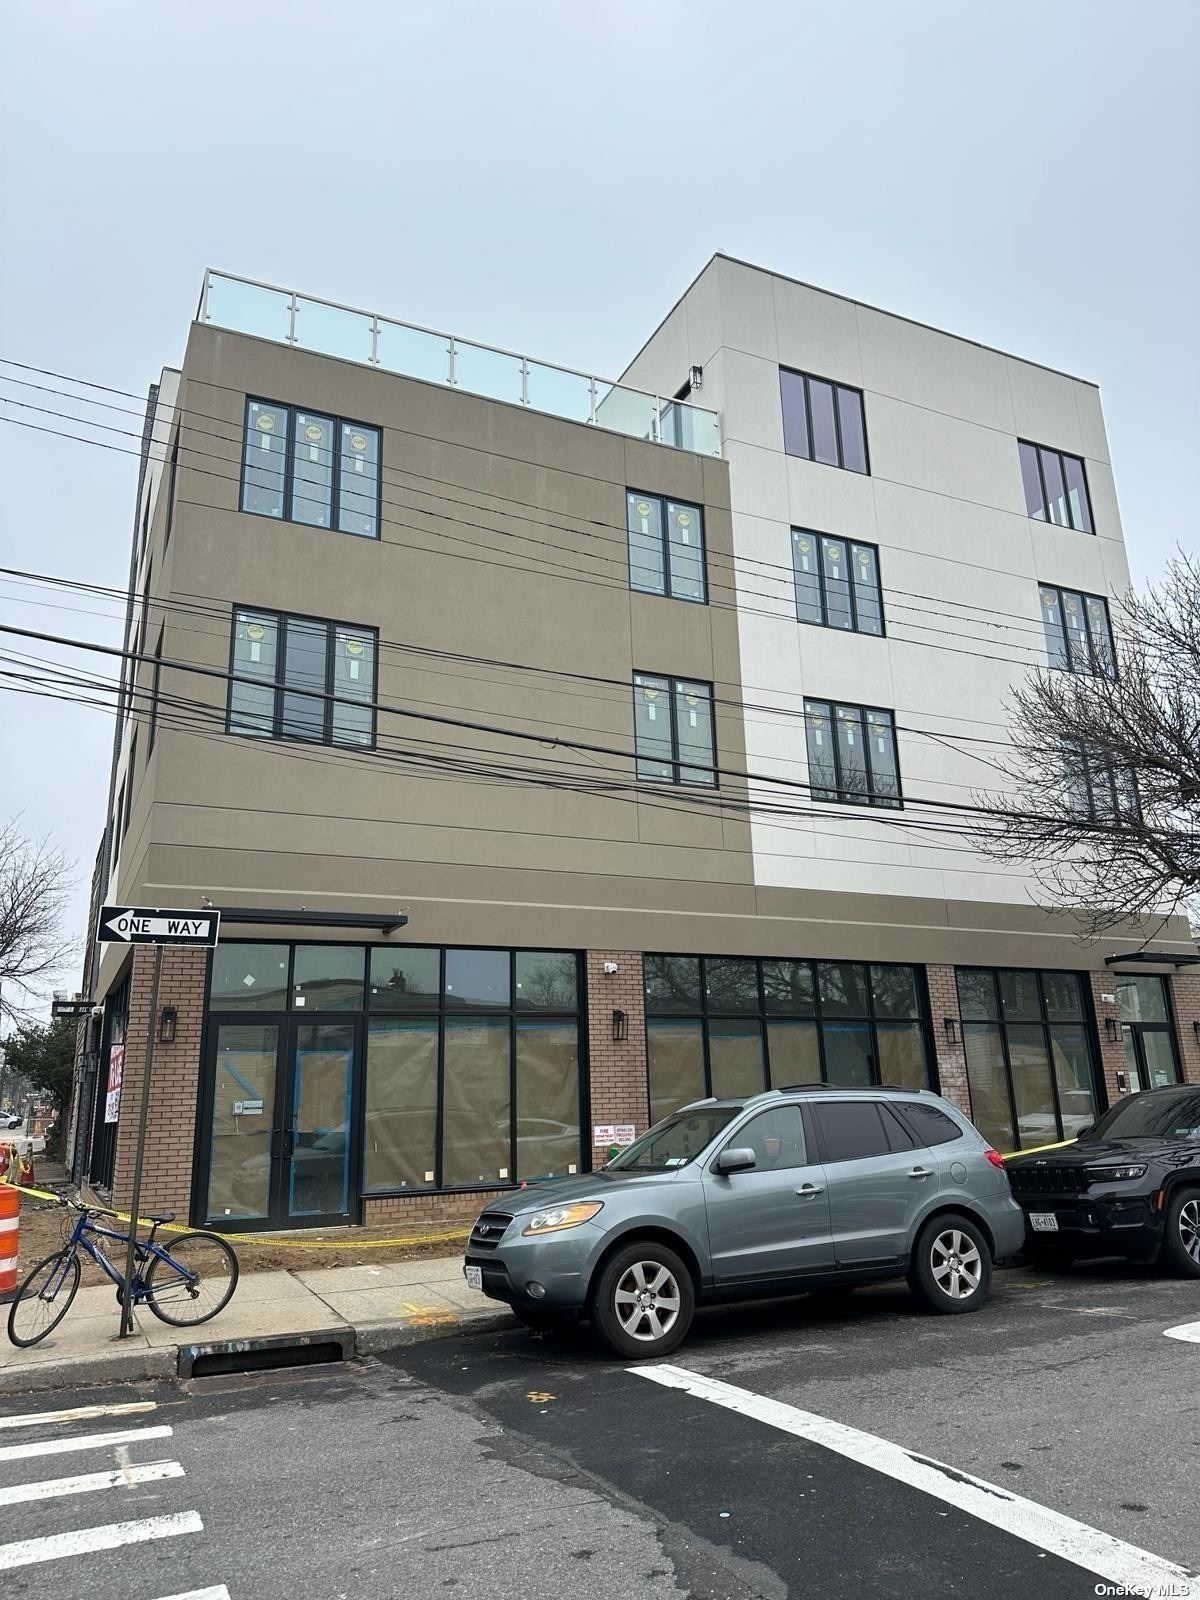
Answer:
[{"left": 984, "top": 1148, "right": 1006, "bottom": 1170}]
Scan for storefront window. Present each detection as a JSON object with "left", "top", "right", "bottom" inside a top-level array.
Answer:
[
  {"left": 645, "top": 956, "right": 932, "bottom": 1120},
  {"left": 956, "top": 968, "right": 1100, "bottom": 1151},
  {"left": 210, "top": 944, "right": 290, "bottom": 1010},
  {"left": 292, "top": 945, "right": 365, "bottom": 1011},
  {"left": 1115, "top": 974, "right": 1181, "bottom": 1093}
]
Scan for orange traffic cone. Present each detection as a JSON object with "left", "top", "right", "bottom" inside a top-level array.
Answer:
[{"left": 0, "top": 1180, "right": 19, "bottom": 1302}]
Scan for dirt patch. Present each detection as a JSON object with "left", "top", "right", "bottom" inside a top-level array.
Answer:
[{"left": 11, "top": 1195, "right": 469, "bottom": 1285}]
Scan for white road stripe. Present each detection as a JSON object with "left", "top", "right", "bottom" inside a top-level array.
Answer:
[
  {"left": 1164, "top": 1321, "right": 1200, "bottom": 1343},
  {"left": 0, "top": 1460, "right": 184, "bottom": 1506},
  {"left": 0, "top": 1424, "right": 172, "bottom": 1463},
  {"left": 152, "top": 1589, "right": 232, "bottom": 1600},
  {"left": 0, "top": 1510, "right": 202, "bottom": 1569},
  {"left": 0, "top": 1401, "right": 157, "bottom": 1431},
  {"left": 634, "top": 1364, "right": 1199, "bottom": 1591}
]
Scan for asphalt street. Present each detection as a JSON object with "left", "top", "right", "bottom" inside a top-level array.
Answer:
[{"left": 0, "top": 1259, "right": 1197, "bottom": 1600}]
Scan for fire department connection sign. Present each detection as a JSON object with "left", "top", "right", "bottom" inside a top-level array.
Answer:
[{"left": 97, "top": 906, "right": 221, "bottom": 947}]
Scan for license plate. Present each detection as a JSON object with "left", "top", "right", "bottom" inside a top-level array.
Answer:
[
  {"left": 465, "top": 1265, "right": 483, "bottom": 1290},
  {"left": 1028, "top": 1212, "right": 1059, "bottom": 1233}
]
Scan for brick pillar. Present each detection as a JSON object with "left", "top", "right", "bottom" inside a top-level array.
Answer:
[
  {"left": 112, "top": 945, "right": 207, "bottom": 1214},
  {"left": 586, "top": 951, "right": 649, "bottom": 1161},
  {"left": 1169, "top": 972, "right": 1200, "bottom": 1085},
  {"left": 925, "top": 964, "right": 971, "bottom": 1118},
  {"left": 1088, "top": 972, "right": 1130, "bottom": 1105}
]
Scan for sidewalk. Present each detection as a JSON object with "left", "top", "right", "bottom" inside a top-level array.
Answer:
[{"left": 0, "top": 1254, "right": 508, "bottom": 1394}]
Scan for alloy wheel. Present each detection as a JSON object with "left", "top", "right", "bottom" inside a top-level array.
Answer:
[
  {"left": 930, "top": 1229, "right": 982, "bottom": 1300},
  {"left": 613, "top": 1260, "right": 681, "bottom": 1343},
  {"left": 1180, "top": 1199, "right": 1200, "bottom": 1266}
]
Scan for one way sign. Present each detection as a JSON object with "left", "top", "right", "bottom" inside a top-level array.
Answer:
[{"left": 97, "top": 905, "right": 221, "bottom": 948}]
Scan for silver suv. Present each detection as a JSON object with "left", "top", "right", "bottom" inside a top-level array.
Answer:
[{"left": 464, "top": 1086, "right": 1024, "bottom": 1358}]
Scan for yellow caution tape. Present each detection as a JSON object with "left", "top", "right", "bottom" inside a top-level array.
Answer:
[
  {"left": 999, "top": 1138, "right": 1078, "bottom": 1160},
  {"left": 0, "top": 1176, "right": 469, "bottom": 1250}
]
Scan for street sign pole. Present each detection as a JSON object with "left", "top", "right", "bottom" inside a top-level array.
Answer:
[{"left": 119, "top": 941, "right": 163, "bottom": 1339}]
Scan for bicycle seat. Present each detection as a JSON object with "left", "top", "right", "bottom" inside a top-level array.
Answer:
[{"left": 146, "top": 1211, "right": 176, "bottom": 1224}]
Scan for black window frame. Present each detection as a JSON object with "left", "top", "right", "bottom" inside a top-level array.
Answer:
[
  {"left": 804, "top": 699, "right": 902, "bottom": 809},
  {"left": 122, "top": 732, "right": 137, "bottom": 838},
  {"left": 149, "top": 625, "right": 164, "bottom": 752},
  {"left": 625, "top": 489, "right": 708, "bottom": 604},
  {"left": 165, "top": 425, "right": 179, "bottom": 551},
  {"left": 1065, "top": 744, "right": 1140, "bottom": 825},
  {"left": 632, "top": 672, "right": 717, "bottom": 789},
  {"left": 238, "top": 396, "right": 383, "bottom": 540},
  {"left": 1113, "top": 974, "right": 1183, "bottom": 1091},
  {"left": 791, "top": 529, "right": 885, "bottom": 635},
  {"left": 1018, "top": 439, "right": 1094, "bottom": 533},
  {"left": 1039, "top": 584, "right": 1116, "bottom": 678},
  {"left": 643, "top": 955, "right": 936, "bottom": 1113},
  {"left": 226, "top": 605, "right": 379, "bottom": 750},
  {"left": 954, "top": 966, "right": 1103, "bottom": 1152},
  {"left": 780, "top": 367, "right": 870, "bottom": 475}
]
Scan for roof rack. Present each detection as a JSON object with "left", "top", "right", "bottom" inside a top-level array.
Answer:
[{"left": 775, "top": 1083, "right": 914, "bottom": 1094}]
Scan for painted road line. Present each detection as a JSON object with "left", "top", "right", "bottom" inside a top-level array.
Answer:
[
  {"left": 1164, "top": 1321, "right": 1200, "bottom": 1342},
  {"left": 0, "top": 1424, "right": 172, "bottom": 1464},
  {"left": 152, "top": 1589, "right": 232, "bottom": 1600},
  {"left": 0, "top": 1401, "right": 157, "bottom": 1431},
  {"left": 0, "top": 1460, "right": 184, "bottom": 1507},
  {"left": 0, "top": 1510, "right": 203, "bottom": 1569},
  {"left": 634, "top": 1364, "right": 1199, "bottom": 1592}
]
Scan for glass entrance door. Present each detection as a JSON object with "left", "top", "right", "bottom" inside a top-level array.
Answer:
[
  {"left": 203, "top": 1018, "right": 359, "bottom": 1229},
  {"left": 285, "top": 1021, "right": 356, "bottom": 1223}
]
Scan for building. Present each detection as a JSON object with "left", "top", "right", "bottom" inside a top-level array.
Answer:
[{"left": 68, "top": 254, "right": 1200, "bottom": 1234}]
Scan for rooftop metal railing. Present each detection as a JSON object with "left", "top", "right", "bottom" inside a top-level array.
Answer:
[{"left": 197, "top": 270, "right": 721, "bottom": 456}]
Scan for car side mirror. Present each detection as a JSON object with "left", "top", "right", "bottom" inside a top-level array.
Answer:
[
  {"left": 1075, "top": 1123, "right": 1095, "bottom": 1141},
  {"left": 714, "top": 1147, "right": 757, "bottom": 1175}
]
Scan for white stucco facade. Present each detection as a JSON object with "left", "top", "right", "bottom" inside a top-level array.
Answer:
[{"left": 620, "top": 254, "right": 1133, "bottom": 910}]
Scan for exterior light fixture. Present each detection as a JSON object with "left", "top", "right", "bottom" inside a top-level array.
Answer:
[
  {"left": 612, "top": 1009, "right": 629, "bottom": 1043},
  {"left": 1104, "top": 1018, "right": 1120, "bottom": 1043},
  {"left": 158, "top": 1006, "right": 178, "bottom": 1044},
  {"left": 943, "top": 1017, "right": 960, "bottom": 1044}
]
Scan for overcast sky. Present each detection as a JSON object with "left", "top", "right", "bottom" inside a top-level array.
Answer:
[{"left": 1, "top": 0, "right": 1197, "bottom": 990}]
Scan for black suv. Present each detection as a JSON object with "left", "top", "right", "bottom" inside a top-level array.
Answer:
[{"left": 1006, "top": 1085, "right": 1200, "bottom": 1273}]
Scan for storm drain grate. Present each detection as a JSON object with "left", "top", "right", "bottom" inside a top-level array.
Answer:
[{"left": 178, "top": 1328, "right": 353, "bottom": 1379}]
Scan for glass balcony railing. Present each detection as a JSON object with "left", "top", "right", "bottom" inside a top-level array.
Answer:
[{"left": 198, "top": 270, "right": 721, "bottom": 456}]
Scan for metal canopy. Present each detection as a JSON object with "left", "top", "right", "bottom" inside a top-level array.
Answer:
[
  {"left": 1103, "top": 950, "right": 1200, "bottom": 968},
  {"left": 213, "top": 907, "right": 409, "bottom": 935}
]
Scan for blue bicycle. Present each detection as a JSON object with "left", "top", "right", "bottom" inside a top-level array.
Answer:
[{"left": 7, "top": 1198, "right": 239, "bottom": 1347}]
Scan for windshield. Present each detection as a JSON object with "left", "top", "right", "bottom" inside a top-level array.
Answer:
[
  {"left": 606, "top": 1107, "right": 741, "bottom": 1172},
  {"left": 1087, "top": 1091, "right": 1200, "bottom": 1143}
]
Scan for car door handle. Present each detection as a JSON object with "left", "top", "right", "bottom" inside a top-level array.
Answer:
[
  {"left": 794, "top": 1183, "right": 824, "bottom": 1197},
  {"left": 908, "top": 1166, "right": 932, "bottom": 1179}
]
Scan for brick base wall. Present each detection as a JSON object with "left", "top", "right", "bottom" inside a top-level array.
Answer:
[
  {"left": 112, "top": 946, "right": 207, "bottom": 1214},
  {"left": 925, "top": 964, "right": 971, "bottom": 1118},
  {"left": 362, "top": 1190, "right": 507, "bottom": 1230},
  {"left": 585, "top": 950, "right": 649, "bottom": 1153},
  {"left": 1170, "top": 973, "right": 1200, "bottom": 1085}
]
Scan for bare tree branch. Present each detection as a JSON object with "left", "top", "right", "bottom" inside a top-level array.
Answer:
[{"left": 0, "top": 818, "right": 75, "bottom": 1023}]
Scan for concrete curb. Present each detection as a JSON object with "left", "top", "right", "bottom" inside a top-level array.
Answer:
[{"left": 0, "top": 1307, "right": 513, "bottom": 1395}]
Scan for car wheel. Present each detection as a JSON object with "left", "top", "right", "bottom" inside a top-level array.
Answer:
[
  {"left": 590, "top": 1241, "right": 694, "bottom": 1360},
  {"left": 908, "top": 1213, "right": 992, "bottom": 1314},
  {"left": 1159, "top": 1187, "right": 1200, "bottom": 1279}
]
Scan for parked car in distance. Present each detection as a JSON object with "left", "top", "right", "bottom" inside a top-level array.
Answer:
[
  {"left": 1, "top": 1114, "right": 23, "bottom": 1131},
  {"left": 1007, "top": 1084, "right": 1200, "bottom": 1274},
  {"left": 464, "top": 1085, "right": 1025, "bottom": 1357}
]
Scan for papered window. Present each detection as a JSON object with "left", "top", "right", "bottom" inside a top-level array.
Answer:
[{"left": 240, "top": 398, "right": 381, "bottom": 538}]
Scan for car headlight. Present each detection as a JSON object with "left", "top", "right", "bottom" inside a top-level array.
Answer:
[
  {"left": 521, "top": 1201, "right": 603, "bottom": 1236},
  {"left": 1086, "top": 1164, "right": 1146, "bottom": 1182}
]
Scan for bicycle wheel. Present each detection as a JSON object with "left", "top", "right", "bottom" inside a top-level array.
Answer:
[
  {"left": 7, "top": 1251, "right": 81, "bottom": 1348},
  {"left": 144, "top": 1231, "right": 239, "bottom": 1326}
]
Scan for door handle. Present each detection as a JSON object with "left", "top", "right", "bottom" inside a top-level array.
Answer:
[
  {"left": 908, "top": 1166, "right": 932, "bottom": 1179},
  {"left": 794, "top": 1183, "right": 824, "bottom": 1197}
]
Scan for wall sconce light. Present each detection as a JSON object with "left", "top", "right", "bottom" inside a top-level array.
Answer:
[
  {"left": 158, "top": 1006, "right": 178, "bottom": 1044},
  {"left": 612, "top": 1009, "right": 628, "bottom": 1043},
  {"left": 943, "top": 1017, "right": 959, "bottom": 1044},
  {"left": 1104, "top": 1017, "right": 1120, "bottom": 1043}
]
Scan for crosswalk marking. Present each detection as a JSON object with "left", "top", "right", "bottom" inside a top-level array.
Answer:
[
  {"left": 0, "top": 1460, "right": 184, "bottom": 1507},
  {"left": 0, "top": 1424, "right": 172, "bottom": 1464},
  {"left": 0, "top": 1401, "right": 157, "bottom": 1431},
  {"left": 152, "top": 1589, "right": 232, "bottom": 1600},
  {"left": 635, "top": 1364, "right": 1200, "bottom": 1592},
  {"left": 0, "top": 1510, "right": 203, "bottom": 1569}
]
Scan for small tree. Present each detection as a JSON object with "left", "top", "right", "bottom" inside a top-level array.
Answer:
[
  {"left": 3, "top": 1016, "right": 76, "bottom": 1158},
  {"left": 973, "top": 555, "right": 1200, "bottom": 936},
  {"left": 0, "top": 819, "right": 73, "bottom": 1024}
]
